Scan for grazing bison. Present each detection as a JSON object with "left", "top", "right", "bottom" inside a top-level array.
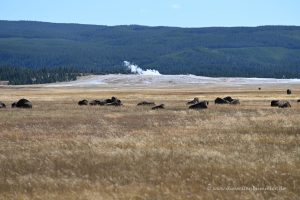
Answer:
[
  {"left": 78, "top": 99, "right": 89, "bottom": 106},
  {"left": 271, "top": 100, "right": 280, "bottom": 107},
  {"left": 0, "top": 101, "right": 6, "bottom": 108},
  {"left": 297, "top": 99, "right": 300, "bottom": 102},
  {"left": 152, "top": 104, "right": 165, "bottom": 110},
  {"left": 230, "top": 99, "right": 240, "bottom": 105},
  {"left": 287, "top": 89, "right": 292, "bottom": 95},
  {"left": 189, "top": 101, "right": 208, "bottom": 109},
  {"left": 137, "top": 101, "right": 155, "bottom": 106},
  {"left": 15, "top": 99, "right": 32, "bottom": 108},
  {"left": 258, "top": 87, "right": 261, "bottom": 90},
  {"left": 215, "top": 97, "right": 229, "bottom": 104},
  {"left": 187, "top": 98, "right": 200, "bottom": 105},
  {"left": 278, "top": 101, "right": 291, "bottom": 108}
]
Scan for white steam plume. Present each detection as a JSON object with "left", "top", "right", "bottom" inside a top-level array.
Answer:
[{"left": 124, "top": 61, "right": 161, "bottom": 75}]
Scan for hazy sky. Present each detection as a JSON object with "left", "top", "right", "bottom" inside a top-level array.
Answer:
[{"left": 0, "top": 0, "right": 299, "bottom": 27}]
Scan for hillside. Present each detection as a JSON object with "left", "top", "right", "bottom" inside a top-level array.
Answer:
[{"left": 1, "top": 20, "right": 300, "bottom": 80}]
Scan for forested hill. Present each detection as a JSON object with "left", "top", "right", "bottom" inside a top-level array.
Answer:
[{"left": 1, "top": 20, "right": 300, "bottom": 80}]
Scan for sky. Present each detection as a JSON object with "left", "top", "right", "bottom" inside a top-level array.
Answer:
[{"left": 0, "top": 0, "right": 299, "bottom": 27}]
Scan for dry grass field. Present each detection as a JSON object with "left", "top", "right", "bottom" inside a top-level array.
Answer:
[{"left": 0, "top": 84, "right": 299, "bottom": 200}]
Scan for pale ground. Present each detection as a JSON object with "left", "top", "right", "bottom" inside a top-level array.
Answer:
[{"left": 0, "top": 75, "right": 299, "bottom": 200}]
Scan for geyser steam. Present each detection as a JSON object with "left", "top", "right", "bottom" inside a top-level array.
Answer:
[{"left": 124, "top": 61, "right": 161, "bottom": 75}]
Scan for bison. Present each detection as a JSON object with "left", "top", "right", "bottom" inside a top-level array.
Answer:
[
  {"left": 271, "top": 100, "right": 280, "bottom": 107},
  {"left": 271, "top": 100, "right": 279, "bottom": 107},
  {"left": 0, "top": 101, "right": 6, "bottom": 108},
  {"left": 89, "top": 99, "right": 105, "bottom": 106},
  {"left": 287, "top": 89, "right": 292, "bottom": 95},
  {"left": 223, "top": 96, "right": 234, "bottom": 103},
  {"left": 137, "top": 101, "right": 156, "bottom": 106},
  {"left": 78, "top": 99, "right": 89, "bottom": 106},
  {"left": 215, "top": 96, "right": 240, "bottom": 105},
  {"left": 215, "top": 97, "right": 229, "bottom": 104},
  {"left": 15, "top": 99, "right": 32, "bottom": 108},
  {"left": 271, "top": 100, "right": 291, "bottom": 108},
  {"left": 152, "top": 104, "right": 165, "bottom": 110},
  {"left": 105, "top": 97, "right": 118, "bottom": 104},
  {"left": 278, "top": 101, "right": 291, "bottom": 108},
  {"left": 189, "top": 101, "right": 208, "bottom": 109},
  {"left": 106, "top": 97, "right": 122, "bottom": 106}
]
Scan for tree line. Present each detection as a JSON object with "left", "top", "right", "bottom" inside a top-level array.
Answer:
[{"left": 0, "top": 66, "right": 82, "bottom": 85}]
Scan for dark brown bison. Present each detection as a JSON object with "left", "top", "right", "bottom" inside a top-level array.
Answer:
[
  {"left": 223, "top": 96, "right": 234, "bottom": 103},
  {"left": 278, "top": 101, "right": 291, "bottom": 108},
  {"left": 287, "top": 89, "right": 292, "bottom": 95},
  {"left": 271, "top": 100, "right": 280, "bottom": 107},
  {"left": 215, "top": 97, "right": 229, "bottom": 104},
  {"left": 78, "top": 99, "right": 89, "bottom": 106},
  {"left": 0, "top": 101, "right": 6, "bottom": 108},
  {"left": 297, "top": 99, "right": 300, "bottom": 102},
  {"left": 258, "top": 87, "right": 261, "bottom": 90},
  {"left": 187, "top": 98, "right": 200, "bottom": 105},
  {"left": 15, "top": 99, "right": 32, "bottom": 108},
  {"left": 106, "top": 97, "right": 122, "bottom": 106},
  {"left": 105, "top": 97, "right": 118, "bottom": 104},
  {"left": 189, "top": 101, "right": 208, "bottom": 109},
  {"left": 152, "top": 104, "right": 165, "bottom": 110},
  {"left": 137, "top": 101, "right": 155, "bottom": 106}
]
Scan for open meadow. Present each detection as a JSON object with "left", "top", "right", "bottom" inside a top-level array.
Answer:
[{"left": 0, "top": 78, "right": 299, "bottom": 200}]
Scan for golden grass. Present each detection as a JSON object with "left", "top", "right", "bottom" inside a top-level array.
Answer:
[{"left": 0, "top": 86, "right": 299, "bottom": 200}]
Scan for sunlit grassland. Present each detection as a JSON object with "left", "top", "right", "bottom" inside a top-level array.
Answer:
[{"left": 0, "top": 86, "right": 299, "bottom": 200}]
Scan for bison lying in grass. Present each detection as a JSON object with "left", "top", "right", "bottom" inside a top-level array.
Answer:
[
  {"left": 271, "top": 100, "right": 280, "bottom": 107},
  {"left": 278, "top": 101, "right": 291, "bottom": 108},
  {"left": 215, "top": 96, "right": 240, "bottom": 105},
  {"left": 11, "top": 99, "right": 33, "bottom": 109},
  {"left": 0, "top": 101, "right": 6, "bottom": 108},
  {"left": 137, "top": 101, "right": 156, "bottom": 106},
  {"left": 89, "top": 100, "right": 106, "bottom": 106},
  {"left": 152, "top": 104, "right": 165, "bottom": 110},
  {"left": 106, "top": 97, "right": 122, "bottom": 106},
  {"left": 189, "top": 101, "right": 209, "bottom": 109},
  {"left": 78, "top": 99, "right": 89, "bottom": 106},
  {"left": 271, "top": 100, "right": 291, "bottom": 108}
]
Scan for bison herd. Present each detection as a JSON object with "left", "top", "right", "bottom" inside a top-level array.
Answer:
[
  {"left": 75, "top": 93, "right": 298, "bottom": 111},
  {"left": 0, "top": 90, "right": 299, "bottom": 111}
]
